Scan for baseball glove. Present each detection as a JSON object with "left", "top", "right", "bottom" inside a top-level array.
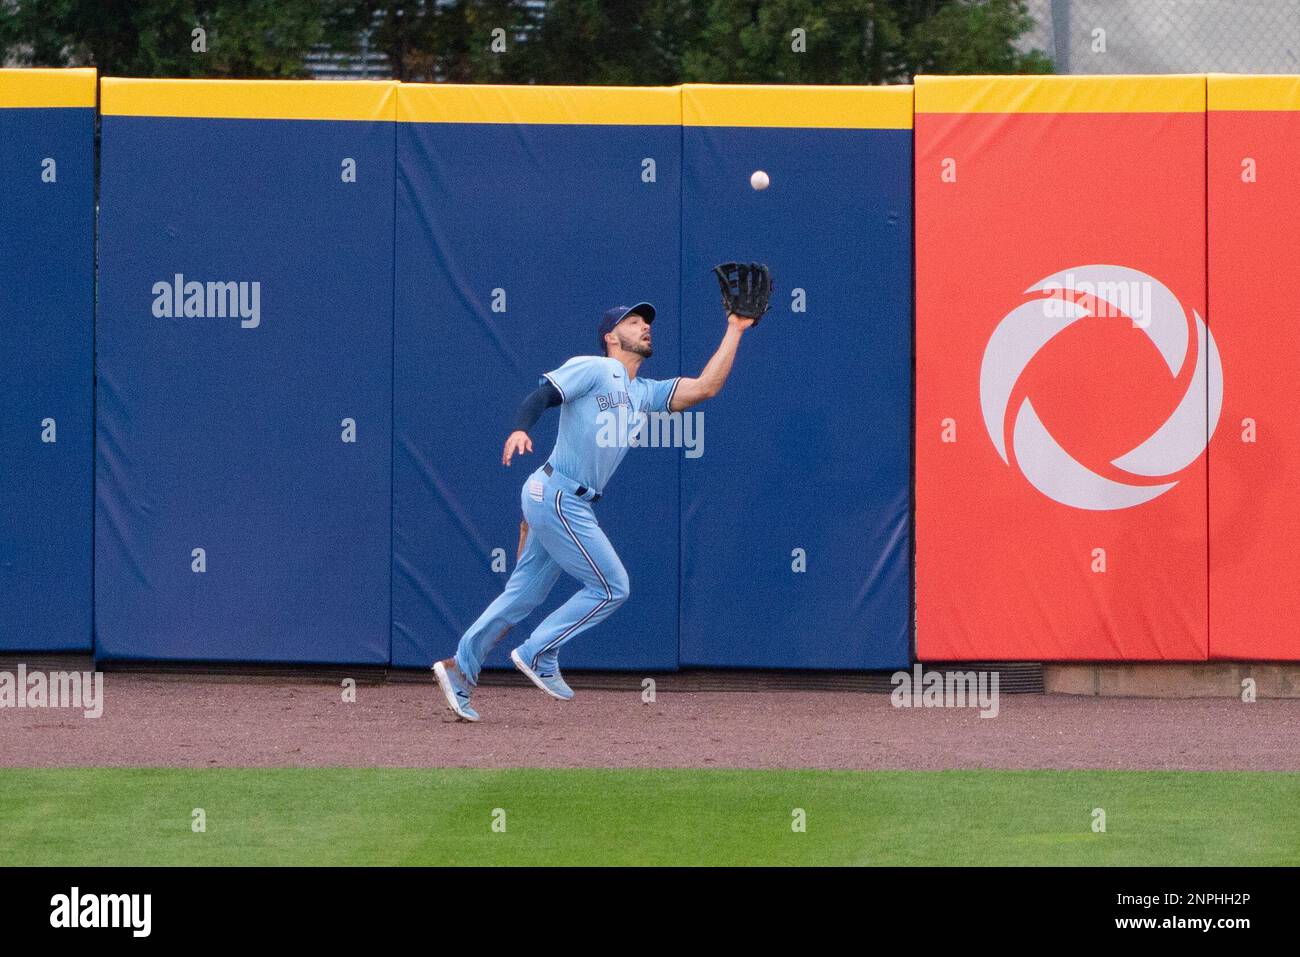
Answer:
[{"left": 713, "top": 261, "right": 774, "bottom": 323}]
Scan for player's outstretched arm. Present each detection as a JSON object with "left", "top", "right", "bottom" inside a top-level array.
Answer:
[
  {"left": 670, "top": 313, "right": 754, "bottom": 412},
  {"left": 503, "top": 379, "right": 562, "bottom": 466}
]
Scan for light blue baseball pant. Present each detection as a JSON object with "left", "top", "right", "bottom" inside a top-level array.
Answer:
[{"left": 453, "top": 466, "right": 630, "bottom": 685}]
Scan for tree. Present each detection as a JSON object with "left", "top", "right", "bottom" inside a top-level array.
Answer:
[
  {"left": 904, "top": 0, "right": 1052, "bottom": 76},
  {"left": 683, "top": 0, "right": 900, "bottom": 84},
  {"left": 682, "top": 0, "right": 1049, "bottom": 83},
  {"left": 1, "top": 0, "right": 1052, "bottom": 82},
  {"left": 519, "top": 0, "right": 706, "bottom": 86},
  {"left": 0, "top": 0, "right": 336, "bottom": 77},
  {"left": 320, "top": 1, "right": 541, "bottom": 83}
]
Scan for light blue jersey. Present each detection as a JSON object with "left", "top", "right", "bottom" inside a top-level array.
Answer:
[{"left": 541, "top": 355, "right": 679, "bottom": 495}]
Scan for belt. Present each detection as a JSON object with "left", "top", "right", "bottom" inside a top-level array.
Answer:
[{"left": 543, "top": 462, "right": 601, "bottom": 503}]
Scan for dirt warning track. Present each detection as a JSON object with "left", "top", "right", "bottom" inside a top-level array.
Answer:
[{"left": 2, "top": 672, "right": 1298, "bottom": 771}]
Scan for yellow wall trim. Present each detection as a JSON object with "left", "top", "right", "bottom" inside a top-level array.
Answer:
[
  {"left": 399, "top": 84, "right": 680, "bottom": 125},
  {"left": 33, "top": 74, "right": 1274, "bottom": 122},
  {"left": 916, "top": 74, "right": 1205, "bottom": 114},
  {"left": 0, "top": 68, "right": 97, "bottom": 109},
  {"left": 1209, "top": 74, "right": 1300, "bottom": 111},
  {"left": 100, "top": 78, "right": 396, "bottom": 121},
  {"left": 683, "top": 84, "right": 912, "bottom": 129}
]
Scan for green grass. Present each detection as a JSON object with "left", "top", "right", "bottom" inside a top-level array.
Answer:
[{"left": 1, "top": 768, "right": 1296, "bottom": 866}]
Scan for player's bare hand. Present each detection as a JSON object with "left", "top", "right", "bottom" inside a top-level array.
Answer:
[
  {"left": 502, "top": 430, "right": 533, "bottom": 466},
  {"left": 727, "top": 312, "right": 756, "bottom": 330}
]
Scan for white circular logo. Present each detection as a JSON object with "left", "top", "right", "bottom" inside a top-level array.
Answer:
[{"left": 980, "top": 265, "right": 1223, "bottom": 510}]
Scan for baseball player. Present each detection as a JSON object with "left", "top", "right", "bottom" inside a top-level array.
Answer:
[{"left": 433, "top": 263, "right": 773, "bottom": 721}]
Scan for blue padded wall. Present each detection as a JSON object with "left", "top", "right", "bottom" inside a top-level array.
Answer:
[
  {"left": 95, "top": 82, "right": 395, "bottom": 663},
  {"left": 679, "top": 88, "right": 913, "bottom": 669},
  {"left": 392, "top": 87, "right": 682, "bottom": 670},
  {"left": 0, "top": 71, "right": 95, "bottom": 651}
]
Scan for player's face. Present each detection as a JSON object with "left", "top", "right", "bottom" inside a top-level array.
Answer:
[{"left": 614, "top": 313, "right": 653, "bottom": 358}]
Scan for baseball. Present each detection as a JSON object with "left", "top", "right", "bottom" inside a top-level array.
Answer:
[{"left": 750, "top": 169, "right": 770, "bottom": 191}]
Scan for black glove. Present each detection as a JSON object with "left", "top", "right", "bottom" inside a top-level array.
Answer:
[{"left": 713, "top": 261, "right": 774, "bottom": 323}]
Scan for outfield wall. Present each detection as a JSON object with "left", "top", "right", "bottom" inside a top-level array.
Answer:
[
  {"left": 391, "top": 85, "right": 683, "bottom": 671},
  {"left": 95, "top": 80, "right": 396, "bottom": 664},
  {"left": 912, "top": 73, "right": 1298, "bottom": 664},
  {"left": 1206, "top": 76, "right": 1300, "bottom": 661},
  {"left": 2, "top": 70, "right": 1299, "bottom": 667},
  {"left": 915, "top": 75, "right": 1209, "bottom": 661},
  {"left": 0, "top": 69, "right": 96, "bottom": 652},
  {"left": 679, "top": 86, "right": 912, "bottom": 670}
]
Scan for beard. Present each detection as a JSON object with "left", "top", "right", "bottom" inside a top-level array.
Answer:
[{"left": 619, "top": 332, "right": 653, "bottom": 358}]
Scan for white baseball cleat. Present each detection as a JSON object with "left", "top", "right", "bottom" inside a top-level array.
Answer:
[
  {"left": 433, "top": 661, "right": 480, "bottom": 722},
  {"left": 510, "top": 648, "right": 575, "bottom": 701}
]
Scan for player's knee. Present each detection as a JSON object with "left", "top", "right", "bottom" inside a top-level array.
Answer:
[{"left": 606, "top": 569, "right": 630, "bottom": 606}]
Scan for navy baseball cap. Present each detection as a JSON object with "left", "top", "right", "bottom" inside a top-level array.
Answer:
[{"left": 598, "top": 302, "right": 656, "bottom": 353}]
